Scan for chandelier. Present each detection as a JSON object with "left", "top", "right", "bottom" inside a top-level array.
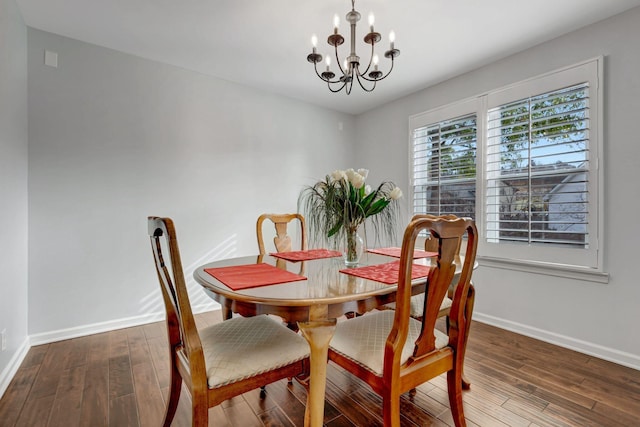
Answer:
[{"left": 306, "top": 0, "right": 400, "bottom": 94}]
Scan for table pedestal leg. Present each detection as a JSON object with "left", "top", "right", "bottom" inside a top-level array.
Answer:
[{"left": 298, "top": 319, "right": 337, "bottom": 427}]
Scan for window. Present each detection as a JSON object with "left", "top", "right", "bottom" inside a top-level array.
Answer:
[
  {"left": 412, "top": 113, "right": 477, "bottom": 218},
  {"left": 410, "top": 58, "right": 602, "bottom": 272},
  {"left": 486, "top": 83, "right": 589, "bottom": 247}
]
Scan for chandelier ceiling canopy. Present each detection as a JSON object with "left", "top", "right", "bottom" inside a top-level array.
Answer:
[{"left": 307, "top": 0, "right": 400, "bottom": 94}]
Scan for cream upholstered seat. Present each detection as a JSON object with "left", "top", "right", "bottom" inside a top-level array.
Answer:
[
  {"left": 148, "top": 216, "right": 309, "bottom": 427},
  {"left": 199, "top": 314, "right": 309, "bottom": 388},
  {"left": 383, "top": 281, "right": 453, "bottom": 318},
  {"left": 329, "top": 310, "right": 449, "bottom": 375},
  {"left": 406, "top": 291, "right": 453, "bottom": 318},
  {"left": 329, "top": 216, "right": 478, "bottom": 427}
]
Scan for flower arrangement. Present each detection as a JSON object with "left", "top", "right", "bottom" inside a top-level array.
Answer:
[{"left": 298, "top": 168, "right": 402, "bottom": 265}]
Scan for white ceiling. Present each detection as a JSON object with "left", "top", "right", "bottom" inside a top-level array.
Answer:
[{"left": 16, "top": 0, "right": 640, "bottom": 115}]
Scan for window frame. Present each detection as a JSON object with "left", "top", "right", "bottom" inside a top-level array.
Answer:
[{"left": 408, "top": 57, "right": 605, "bottom": 278}]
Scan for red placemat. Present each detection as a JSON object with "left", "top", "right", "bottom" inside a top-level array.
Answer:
[
  {"left": 367, "top": 247, "right": 438, "bottom": 259},
  {"left": 270, "top": 249, "right": 343, "bottom": 262},
  {"left": 340, "top": 261, "right": 431, "bottom": 285},
  {"left": 204, "top": 263, "right": 306, "bottom": 291}
]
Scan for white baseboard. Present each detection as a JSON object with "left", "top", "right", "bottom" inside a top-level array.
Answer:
[
  {"left": 1, "top": 303, "right": 219, "bottom": 400},
  {"left": 29, "top": 303, "right": 219, "bottom": 346},
  {"left": 0, "top": 337, "right": 31, "bottom": 399},
  {"left": 473, "top": 312, "right": 640, "bottom": 371}
]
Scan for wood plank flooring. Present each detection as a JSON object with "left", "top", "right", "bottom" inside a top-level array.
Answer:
[{"left": 1, "top": 310, "right": 639, "bottom": 426}]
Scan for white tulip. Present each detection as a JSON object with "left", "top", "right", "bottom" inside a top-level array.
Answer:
[
  {"left": 357, "top": 168, "right": 369, "bottom": 179},
  {"left": 390, "top": 187, "right": 403, "bottom": 200},
  {"left": 330, "top": 170, "right": 346, "bottom": 182},
  {"left": 345, "top": 168, "right": 356, "bottom": 182},
  {"left": 351, "top": 173, "right": 365, "bottom": 189},
  {"left": 365, "top": 185, "right": 372, "bottom": 194}
]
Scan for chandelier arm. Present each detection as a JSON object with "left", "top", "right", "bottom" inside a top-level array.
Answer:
[
  {"left": 346, "top": 78, "right": 353, "bottom": 95},
  {"left": 359, "top": 57, "right": 395, "bottom": 82},
  {"left": 327, "top": 80, "right": 348, "bottom": 93},
  {"left": 376, "top": 57, "right": 395, "bottom": 81},
  {"left": 314, "top": 59, "right": 348, "bottom": 85},
  {"left": 334, "top": 45, "right": 346, "bottom": 76},
  {"left": 355, "top": 71, "right": 377, "bottom": 92},
  {"left": 313, "top": 62, "right": 328, "bottom": 81},
  {"left": 343, "top": 68, "right": 354, "bottom": 95},
  {"left": 360, "top": 43, "right": 375, "bottom": 75}
]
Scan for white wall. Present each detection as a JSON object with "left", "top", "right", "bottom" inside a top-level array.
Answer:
[
  {"left": 16, "top": 4, "right": 640, "bottom": 373},
  {"left": 355, "top": 8, "right": 640, "bottom": 368},
  {"left": 27, "top": 28, "right": 355, "bottom": 338},
  {"left": 0, "top": 0, "right": 29, "bottom": 394}
]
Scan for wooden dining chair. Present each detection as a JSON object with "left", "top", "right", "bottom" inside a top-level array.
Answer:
[
  {"left": 382, "top": 214, "right": 473, "bottom": 390},
  {"left": 409, "top": 215, "right": 474, "bottom": 390},
  {"left": 328, "top": 216, "right": 478, "bottom": 427},
  {"left": 256, "top": 213, "right": 307, "bottom": 255},
  {"left": 148, "top": 216, "right": 310, "bottom": 427}
]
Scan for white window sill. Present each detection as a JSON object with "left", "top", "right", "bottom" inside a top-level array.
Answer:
[{"left": 477, "top": 256, "right": 610, "bottom": 284}]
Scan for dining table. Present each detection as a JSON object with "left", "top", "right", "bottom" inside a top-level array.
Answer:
[{"left": 193, "top": 248, "right": 465, "bottom": 427}]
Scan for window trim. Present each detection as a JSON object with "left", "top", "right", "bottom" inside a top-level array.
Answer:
[{"left": 408, "top": 57, "right": 604, "bottom": 275}]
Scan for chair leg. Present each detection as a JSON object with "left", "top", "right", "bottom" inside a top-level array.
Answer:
[
  {"left": 285, "top": 322, "right": 299, "bottom": 383},
  {"left": 191, "top": 396, "right": 209, "bottom": 427},
  {"left": 382, "top": 392, "right": 402, "bottom": 427},
  {"left": 460, "top": 284, "right": 475, "bottom": 390},
  {"left": 445, "top": 284, "right": 474, "bottom": 390},
  {"left": 221, "top": 300, "right": 233, "bottom": 321},
  {"left": 447, "top": 367, "right": 466, "bottom": 427},
  {"left": 162, "top": 362, "right": 182, "bottom": 427}
]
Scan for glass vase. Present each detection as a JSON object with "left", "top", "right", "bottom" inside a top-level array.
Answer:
[{"left": 343, "top": 229, "right": 364, "bottom": 267}]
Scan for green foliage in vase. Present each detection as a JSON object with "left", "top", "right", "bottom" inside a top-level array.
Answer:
[{"left": 298, "top": 168, "right": 403, "bottom": 247}]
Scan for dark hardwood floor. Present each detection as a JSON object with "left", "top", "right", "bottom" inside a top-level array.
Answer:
[{"left": 1, "top": 310, "right": 639, "bottom": 426}]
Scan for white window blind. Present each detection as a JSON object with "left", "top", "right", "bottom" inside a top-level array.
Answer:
[
  {"left": 412, "top": 114, "right": 477, "bottom": 218},
  {"left": 409, "top": 58, "right": 602, "bottom": 272},
  {"left": 485, "top": 83, "right": 590, "bottom": 248}
]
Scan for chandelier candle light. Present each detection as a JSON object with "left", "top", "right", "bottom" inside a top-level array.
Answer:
[{"left": 306, "top": 0, "right": 400, "bottom": 94}]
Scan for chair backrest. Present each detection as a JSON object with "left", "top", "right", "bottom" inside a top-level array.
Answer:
[
  {"left": 421, "top": 214, "right": 463, "bottom": 255},
  {"left": 148, "top": 217, "right": 205, "bottom": 378},
  {"left": 389, "top": 216, "right": 477, "bottom": 365},
  {"left": 256, "top": 213, "right": 307, "bottom": 255}
]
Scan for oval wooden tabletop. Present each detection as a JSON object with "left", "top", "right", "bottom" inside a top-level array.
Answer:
[{"left": 193, "top": 251, "right": 466, "bottom": 319}]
